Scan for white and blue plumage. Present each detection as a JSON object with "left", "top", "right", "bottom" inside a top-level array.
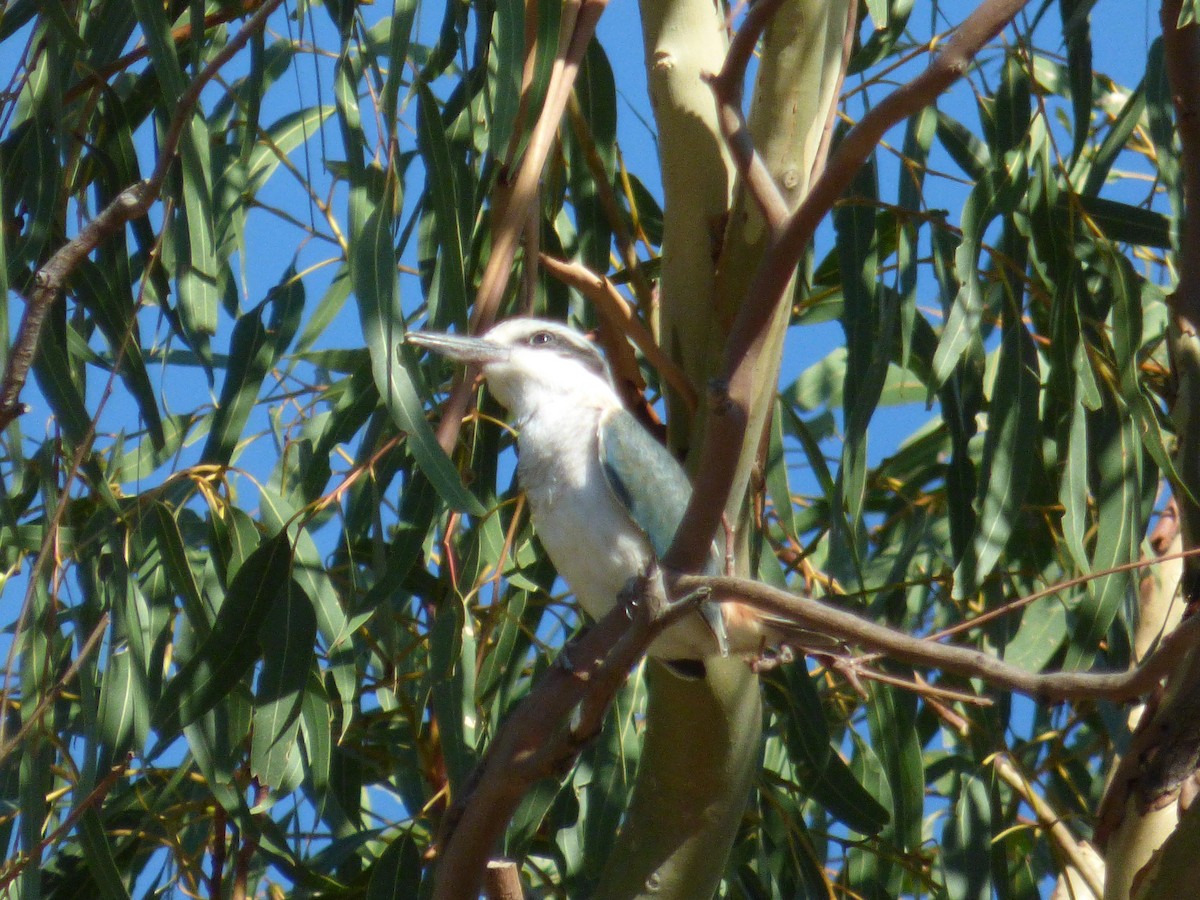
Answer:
[{"left": 408, "top": 317, "right": 784, "bottom": 668}]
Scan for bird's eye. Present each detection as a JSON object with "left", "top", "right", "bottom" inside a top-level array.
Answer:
[{"left": 529, "top": 331, "right": 555, "bottom": 346}]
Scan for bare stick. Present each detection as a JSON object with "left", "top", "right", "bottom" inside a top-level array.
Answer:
[
  {"left": 538, "top": 253, "right": 698, "bottom": 412},
  {"left": 686, "top": 574, "right": 1200, "bottom": 702},
  {"left": 703, "top": 0, "right": 791, "bottom": 231},
  {"left": 430, "top": 568, "right": 703, "bottom": 900},
  {"left": 0, "top": 0, "right": 287, "bottom": 430},
  {"left": 485, "top": 860, "right": 525, "bottom": 900},
  {"left": 434, "top": 0, "right": 611, "bottom": 454},
  {"left": 665, "top": 0, "right": 1032, "bottom": 574}
]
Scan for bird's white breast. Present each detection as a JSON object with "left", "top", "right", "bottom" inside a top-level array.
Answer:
[
  {"left": 515, "top": 398, "right": 721, "bottom": 660},
  {"left": 517, "top": 402, "right": 651, "bottom": 622}
]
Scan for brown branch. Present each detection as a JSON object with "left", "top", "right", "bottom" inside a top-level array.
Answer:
[
  {"left": 209, "top": 805, "right": 228, "bottom": 899},
  {"left": 1164, "top": 0, "right": 1200, "bottom": 333},
  {"left": 63, "top": 0, "right": 262, "bottom": 106},
  {"left": 484, "top": 860, "right": 525, "bottom": 900},
  {"left": 230, "top": 780, "right": 267, "bottom": 900},
  {"left": 538, "top": 253, "right": 698, "bottom": 412},
  {"left": 434, "top": 0, "right": 611, "bottom": 455},
  {"left": 0, "top": 752, "right": 131, "bottom": 891},
  {"left": 687, "top": 574, "right": 1200, "bottom": 702},
  {"left": 704, "top": 0, "right": 791, "bottom": 231},
  {"left": 434, "top": 553, "right": 1200, "bottom": 898},
  {"left": 430, "top": 567, "right": 703, "bottom": 900},
  {"left": 665, "top": 0, "right": 1032, "bottom": 574},
  {"left": 0, "top": 612, "right": 110, "bottom": 767},
  {"left": 0, "top": 0, "right": 286, "bottom": 431}
]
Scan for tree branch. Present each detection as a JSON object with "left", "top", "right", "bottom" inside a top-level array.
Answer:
[
  {"left": 538, "top": 253, "right": 698, "bottom": 412},
  {"left": 434, "top": 548, "right": 1200, "bottom": 900},
  {"left": 0, "top": 0, "right": 287, "bottom": 431},
  {"left": 703, "top": 0, "right": 791, "bottom": 231},
  {"left": 433, "top": 0, "right": 611, "bottom": 455},
  {"left": 685, "top": 574, "right": 1200, "bottom": 702},
  {"left": 665, "top": 0, "right": 1032, "bottom": 573},
  {"left": 430, "top": 568, "right": 704, "bottom": 900}
]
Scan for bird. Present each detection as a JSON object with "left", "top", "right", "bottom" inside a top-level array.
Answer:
[{"left": 407, "top": 317, "right": 798, "bottom": 674}]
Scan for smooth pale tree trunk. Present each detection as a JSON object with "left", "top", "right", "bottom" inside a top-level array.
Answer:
[
  {"left": 1099, "top": 3, "right": 1200, "bottom": 896},
  {"left": 594, "top": 2, "right": 851, "bottom": 896}
]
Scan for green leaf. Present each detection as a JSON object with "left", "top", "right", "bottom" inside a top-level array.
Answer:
[
  {"left": 1076, "top": 195, "right": 1172, "bottom": 248},
  {"left": 366, "top": 833, "right": 422, "bottom": 900},
  {"left": 251, "top": 578, "right": 317, "bottom": 789},
  {"left": 942, "top": 771, "right": 993, "bottom": 900},
  {"left": 337, "top": 47, "right": 483, "bottom": 516},
  {"left": 155, "top": 531, "right": 293, "bottom": 738},
  {"left": 1004, "top": 594, "right": 1069, "bottom": 671},
  {"left": 415, "top": 79, "right": 470, "bottom": 331},
  {"left": 953, "top": 311, "right": 1040, "bottom": 598},
  {"left": 931, "top": 166, "right": 1025, "bottom": 385},
  {"left": 200, "top": 265, "right": 305, "bottom": 466},
  {"left": 1059, "top": 0, "right": 1094, "bottom": 163},
  {"left": 428, "top": 591, "right": 477, "bottom": 795},
  {"left": 149, "top": 501, "right": 210, "bottom": 638}
]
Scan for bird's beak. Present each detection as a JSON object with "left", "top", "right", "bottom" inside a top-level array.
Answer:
[{"left": 405, "top": 330, "right": 511, "bottom": 366}]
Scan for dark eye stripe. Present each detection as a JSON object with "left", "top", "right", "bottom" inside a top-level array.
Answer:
[{"left": 521, "top": 327, "right": 611, "bottom": 381}]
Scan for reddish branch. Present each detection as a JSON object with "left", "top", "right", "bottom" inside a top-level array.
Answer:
[
  {"left": 433, "top": 0, "right": 611, "bottom": 455},
  {"left": 431, "top": 569, "right": 703, "bottom": 900},
  {"left": 538, "top": 253, "right": 698, "bottom": 412},
  {"left": 1164, "top": 0, "right": 1200, "bottom": 333},
  {"left": 690, "top": 575, "right": 1200, "bottom": 703},
  {"left": 0, "top": 0, "right": 287, "bottom": 431},
  {"left": 63, "top": 0, "right": 262, "bottom": 105},
  {"left": 666, "top": 0, "right": 1034, "bottom": 573}
]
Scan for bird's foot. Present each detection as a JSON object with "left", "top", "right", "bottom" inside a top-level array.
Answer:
[
  {"left": 749, "top": 644, "right": 796, "bottom": 673},
  {"left": 555, "top": 630, "right": 598, "bottom": 678},
  {"left": 665, "top": 583, "right": 713, "bottom": 614}
]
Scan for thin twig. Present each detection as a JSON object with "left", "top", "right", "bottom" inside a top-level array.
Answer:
[
  {"left": 687, "top": 574, "right": 1200, "bottom": 702},
  {"left": 434, "top": 0, "right": 611, "bottom": 455},
  {"left": 703, "top": 0, "right": 791, "bottom": 231},
  {"left": 666, "top": 0, "right": 1032, "bottom": 575},
  {"left": 0, "top": 0, "right": 286, "bottom": 429},
  {"left": 0, "top": 612, "right": 110, "bottom": 767},
  {"left": 537, "top": 253, "right": 698, "bottom": 412},
  {"left": 928, "top": 544, "right": 1200, "bottom": 643}
]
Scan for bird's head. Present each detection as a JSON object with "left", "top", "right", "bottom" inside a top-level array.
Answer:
[{"left": 406, "top": 318, "right": 617, "bottom": 419}]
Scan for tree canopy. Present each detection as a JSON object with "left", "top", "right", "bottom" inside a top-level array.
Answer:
[{"left": 1, "top": 0, "right": 1198, "bottom": 897}]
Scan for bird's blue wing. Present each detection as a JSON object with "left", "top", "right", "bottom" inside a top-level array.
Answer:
[
  {"left": 598, "top": 408, "right": 694, "bottom": 561},
  {"left": 598, "top": 408, "right": 729, "bottom": 655}
]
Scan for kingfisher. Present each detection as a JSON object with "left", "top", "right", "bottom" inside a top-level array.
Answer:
[{"left": 408, "top": 317, "right": 796, "bottom": 673}]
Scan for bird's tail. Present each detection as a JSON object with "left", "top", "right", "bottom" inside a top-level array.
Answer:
[{"left": 723, "top": 600, "right": 842, "bottom": 657}]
